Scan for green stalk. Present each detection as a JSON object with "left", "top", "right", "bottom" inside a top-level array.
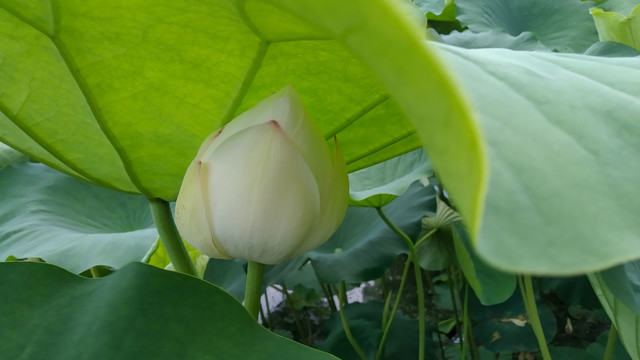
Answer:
[
  {"left": 461, "top": 281, "right": 469, "bottom": 360},
  {"left": 448, "top": 267, "right": 463, "bottom": 350},
  {"left": 148, "top": 198, "right": 197, "bottom": 276},
  {"left": 376, "top": 254, "right": 412, "bottom": 360},
  {"left": 311, "top": 262, "right": 337, "bottom": 313},
  {"left": 424, "top": 270, "right": 447, "bottom": 360},
  {"left": 376, "top": 207, "right": 426, "bottom": 360},
  {"left": 380, "top": 274, "right": 390, "bottom": 301},
  {"left": 518, "top": 275, "right": 551, "bottom": 360},
  {"left": 244, "top": 261, "right": 265, "bottom": 320},
  {"left": 338, "top": 281, "right": 368, "bottom": 360},
  {"left": 264, "top": 288, "right": 274, "bottom": 329},
  {"left": 415, "top": 228, "right": 438, "bottom": 249},
  {"left": 462, "top": 281, "right": 479, "bottom": 360},
  {"left": 603, "top": 325, "right": 618, "bottom": 360},
  {"left": 280, "top": 284, "right": 304, "bottom": 338},
  {"left": 411, "top": 253, "right": 427, "bottom": 360}
]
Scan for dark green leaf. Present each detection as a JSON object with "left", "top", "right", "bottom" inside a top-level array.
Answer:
[
  {"left": 203, "top": 258, "right": 247, "bottom": 302},
  {"left": 470, "top": 288, "right": 557, "bottom": 353},
  {"left": 0, "top": 261, "right": 337, "bottom": 359},
  {"left": 598, "top": 261, "right": 640, "bottom": 314},
  {"left": 583, "top": 329, "right": 633, "bottom": 360},
  {"left": 308, "top": 182, "right": 436, "bottom": 283},
  {"left": 588, "top": 272, "right": 640, "bottom": 360},
  {"left": 416, "top": 231, "right": 454, "bottom": 271},
  {"left": 317, "top": 302, "right": 435, "bottom": 360},
  {"left": 452, "top": 224, "right": 515, "bottom": 305}
]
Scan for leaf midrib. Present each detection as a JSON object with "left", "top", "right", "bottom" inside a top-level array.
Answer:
[{"left": 0, "top": 2, "right": 148, "bottom": 195}]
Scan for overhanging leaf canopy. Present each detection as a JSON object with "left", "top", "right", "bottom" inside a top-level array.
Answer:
[
  {"left": 2, "top": 0, "right": 640, "bottom": 276},
  {"left": 0, "top": 0, "right": 477, "bottom": 204}
]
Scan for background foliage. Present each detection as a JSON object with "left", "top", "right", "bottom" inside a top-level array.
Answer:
[{"left": 1, "top": 0, "right": 640, "bottom": 359}]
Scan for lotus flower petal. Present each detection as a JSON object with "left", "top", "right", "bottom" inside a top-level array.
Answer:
[{"left": 205, "top": 120, "right": 321, "bottom": 264}]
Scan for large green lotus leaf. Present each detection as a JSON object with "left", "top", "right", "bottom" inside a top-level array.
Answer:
[
  {"left": 455, "top": 0, "right": 599, "bottom": 52},
  {"left": 589, "top": 272, "right": 640, "bottom": 360},
  {"left": 436, "top": 43, "right": 640, "bottom": 274},
  {"left": 0, "top": 162, "right": 157, "bottom": 273},
  {"left": 452, "top": 223, "right": 515, "bottom": 306},
  {"left": 0, "top": 261, "right": 337, "bottom": 360},
  {"left": 309, "top": 182, "right": 436, "bottom": 284},
  {"left": 437, "top": 29, "right": 550, "bottom": 51},
  {"left": 317, "top": 302, "right": 436, "bottom": 360},
  {"left": 0, "top": 0, "right": 477, "bottom": 204},
  {"left": 470, "top": 288, "right": 557, "bottom": 353},
  {"left": 539, "top": 275, "right": 602, "bottom": 310},
  {"left": 584, "top": 330, "right": 633, "bottom": 360},
  {"left": 348, "top": 149, "right": 431, "bottom": 207},
  {"left": 203, "top": 258, "right": 247, "bottom": 302},
  {"left": 591, "top": 5, "right": 640, "bottom": 50},
  {"left": 552, "top": 331, "right": 632, "bottom": 360}
]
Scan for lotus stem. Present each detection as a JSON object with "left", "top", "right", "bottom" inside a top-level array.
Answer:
[
  {"left": 376, "top": 207, "right": 426, "bottom": 360},
  {"left": 244, "top": 261, "right": 265, "bottom": 320},
  {"left": 518, "top": 274, "right": 551, "bottom": 360},
  {"left": 603, "top": 325, "right": 618, "bottom": 360},
  {"left": 338, "top": 281, "right": 367, "bottom": 360},
  {"left": 148, "top": 198, "right": 197, "bottom": 276}
]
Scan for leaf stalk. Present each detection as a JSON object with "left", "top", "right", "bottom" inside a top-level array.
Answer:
[{"left": 148, "top": 198, "right": 197, "bottom": 276}]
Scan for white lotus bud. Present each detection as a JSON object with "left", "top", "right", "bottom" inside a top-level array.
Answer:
[{"left": 175, "top": 86, "right": 349, "bottom": 264}]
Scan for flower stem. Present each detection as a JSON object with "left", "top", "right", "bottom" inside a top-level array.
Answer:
[
  {"left": 603, "top": 325, "right": 618, "bottom": 360},
  {"left": 148, "top": 198, "right": 197, "bottom": 276},
  {"left": 376, "top": 207, "right": 426, "bottom": 360},
  {"left": 518, "top": 274, "right": 551, "bottom": 360},
  {"left": 338, "top": 281, "right": 367, "bottom": 360},
  {"left": 244, "top": 261, "right": 265, "bottom": 320},
  {"left": 376, "top": 254, "right": 412, "bottom": 360},
  {"left": 280, "top": 284, "right": 304, "bottom": 338},
  {"left": 448, "top": 267, "right": 463, "bottom": 351}
]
